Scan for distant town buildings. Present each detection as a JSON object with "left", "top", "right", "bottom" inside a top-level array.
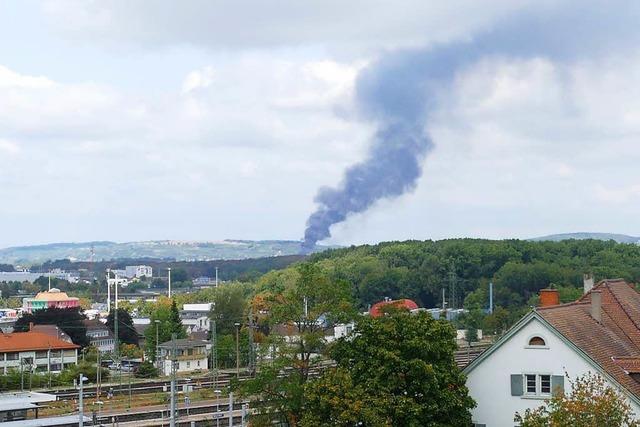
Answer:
[
  {"left": 22, "top": 288, "right": 80, "bottom": 313},
  {"left": 158, "top": 338, "right": 209, "bottom": 376},
  {"left": 0, "top": 331, "right": 79, "bottom": 374},
  {"left": 0, "top": 269, "right": 79, "bottom": 284},
  {"left": 465, "top": 279, "right": 640, "bottom": 427},
  {"left": 124, "top": 265, "right": 153, "bottom": 279}
]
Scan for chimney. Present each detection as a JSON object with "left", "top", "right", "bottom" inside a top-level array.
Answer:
[
  {"left": 591, "top": 290, "right": 602, "bottom": 323},
  {"left": 539, "top": 289, "right": 560, "bottom": 307},
  {"left": 583, "top": 273, "right": 594, "bottom": 294}
]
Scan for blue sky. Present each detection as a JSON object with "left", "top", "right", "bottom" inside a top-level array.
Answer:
[{"left": 1, "top": 1, "right": 639, "bottom": 248}]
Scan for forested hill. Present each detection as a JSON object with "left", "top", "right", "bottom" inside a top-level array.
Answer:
[{"left": 260, "top": 239, "right": 640, "bottom": 311}]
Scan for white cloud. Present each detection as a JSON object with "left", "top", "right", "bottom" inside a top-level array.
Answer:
[{"left": 42, "top": 0, "right": 536, "bottom": 52}]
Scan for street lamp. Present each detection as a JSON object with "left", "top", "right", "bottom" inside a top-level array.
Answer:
[
  {"left": 234, "top": 322, "right": 241, "bottom": 378},
  {"left": 79, "top": 374, "right": 88, "bottom": 427},
  {"left": 214, "top": 389, "right": 222, "bottom": 427},
  {"left": 155, "top": 319, "right": 161, "bottom": 369}
]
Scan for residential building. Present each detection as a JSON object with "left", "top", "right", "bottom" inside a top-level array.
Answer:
[
  {"left": 180, "top": 303, "right": 212, "bottom": 334},
  {"left": 124, "top": 265, "right": 153, "bottom": 279},
  {"left": 83, "top": 319, "right": 115, "bottom": 353},
  {"left": 464, "top": 279, "right": 640, "bottom": 427},
  {"left": 0, "top": 332, "right": 79, "bottom": 374},
  {"left": 158, "top": 338, "right": 209, "bottom": 376},
  {"left": 22, "top": 288, "right": 80, "bottom": 313}
]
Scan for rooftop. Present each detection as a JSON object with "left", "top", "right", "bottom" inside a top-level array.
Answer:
[
  {"left": 536, "top": 279, "right": 640, "bottom": 399},
  {"left": 0, "top": 332, "right": 79, "bottom": 352},
  {"left": 158, "top": 338, "right": 209, "bottom": 350},
  {"left": 369, "top": 298, "right": 419, "bottom": 318},
  {"left": 29, "top": 288, "right": 78, "bottom": 302}
]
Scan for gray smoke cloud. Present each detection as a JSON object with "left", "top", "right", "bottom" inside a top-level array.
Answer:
[{"left": 303, "top": 1, "right": 640, "bottom": 250}]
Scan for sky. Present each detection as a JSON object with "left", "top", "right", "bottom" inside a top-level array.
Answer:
[{"left": 1, "top": 1, "right": 640, "bottom": 248}]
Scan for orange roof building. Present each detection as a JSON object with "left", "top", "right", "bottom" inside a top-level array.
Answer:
[
  {"left": 369, "top": 298, "right": 419, "bottom": 317},
  {"left": 0, "top": 331, "right": 79, "bottom": 374}
]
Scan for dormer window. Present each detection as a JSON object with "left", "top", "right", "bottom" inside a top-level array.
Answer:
[{"left": 528, "top": 336, "right": 546, "bottom": 347}]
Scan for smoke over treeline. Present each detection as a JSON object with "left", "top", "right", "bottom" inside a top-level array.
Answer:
[{"left": 302, "top": 2, "right": 640, "bottom": 249}]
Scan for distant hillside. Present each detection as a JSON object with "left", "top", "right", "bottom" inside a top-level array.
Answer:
[
  {"left": 0, "top": 240, "right": 335, "bottom": 266},
  {"left": 530, "top": 232, "right": 640, "bottom": 244}
]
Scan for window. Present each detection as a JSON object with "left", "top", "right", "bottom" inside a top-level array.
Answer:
[
  {"left": 528, "top": 336, "right": 546, "bottom": 346},
  {"left": 524, "top": 374, "right": 552, "bottom": 396},
  {"left": 6, "top": 352, "right": 18, "bottom": 361},
  {"left": 35, "top": 351, "right": 48, "bottom": 359}
]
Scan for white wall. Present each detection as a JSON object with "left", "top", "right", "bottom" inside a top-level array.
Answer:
[{"left": 466, "top": 317, "right": 640, "bottom": 426}]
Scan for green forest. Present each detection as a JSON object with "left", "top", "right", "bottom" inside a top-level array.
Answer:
[{"left": 259, "top": 239, "right": 640, "bottom": 314}]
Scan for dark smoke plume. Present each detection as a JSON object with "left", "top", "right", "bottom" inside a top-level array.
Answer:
[{"left": 302, "top": 2, "right": 640, "bottom": 250}]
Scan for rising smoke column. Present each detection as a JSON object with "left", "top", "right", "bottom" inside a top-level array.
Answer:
[
  {"left": 303, "top": 46, "right": 470, "bottom": 250},
  {"left": 302, "top": 2, "right": 640, "bottom": 250}
]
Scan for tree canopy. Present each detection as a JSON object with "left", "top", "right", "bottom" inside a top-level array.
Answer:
[
  {"left": 144, "top": 297, "right": 187, "bottom": 360},
  {"left": 14, "top": 307, "right": 89, "bottom": 347},
  {"left": 105, "top": 308, "right": 139, "bottom": 346},
  {"left": 302, "top": 310, "right": 475, "bottom": 426}
]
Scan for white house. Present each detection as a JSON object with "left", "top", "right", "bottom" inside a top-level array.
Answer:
[
  {"left": 158, "top": 338, "right": 209, "bottom": 376},
  {"left": 83, "top": 319, "right": 115, "bottom": 353},
  {"left": 464, "top": 279, "right": 640, "bottom": 427},
  {"left": 180, "top": 303, "right": 212, "bottom": 334}
]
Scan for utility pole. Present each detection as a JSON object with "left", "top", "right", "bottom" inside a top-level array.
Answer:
[
  {"left": 248, "top": 308, "right": 255, "bottom": 375},
  {"left": 114, "top": 272, "right": 121, "bottom": 396},
  {"left": 48, "top": 271, "right": 51, "bottom": 291},
  {"left": 228, "top": 392, "right": 234, "bottom": 427},
  {"left": 96, "top": 350, "right": 101, "bottom": 398},
  {"left": 167, "top": 267, "right": 172, "bottom": 298},
  {"left": 489, "top": 282, "right": 494, "bottom": 314},
  {"left": 211, "top": 320, "right": 217, "bottom": 389},
  {"left": 170, "top": 333, "right": 177, "bottom": 427},
  {"left": 155, "top": 319, "right": 161, "bottom": 371},
  {"left": 79, "top": 374, "right": 87, "bottom": 427},
  {"left": 234, "top": 322, "right": 240, "bottom": 378},
  {"left": 215, "top": 267, "right": 219, "bottom": 287},
  {"left": 106, "top": 271, "right": 111, "bottom": 314}
]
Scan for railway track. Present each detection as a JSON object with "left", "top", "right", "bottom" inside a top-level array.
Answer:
[
  {"left": 52, "top": 374, "right": 242, "bottom": 400},
  {"left": 94, "top": 400, "right": 248, "bottom": 425}
]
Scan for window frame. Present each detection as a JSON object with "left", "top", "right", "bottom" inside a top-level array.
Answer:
[
  {"left": 522, "top": 373, "right": 553, "bottom": 398},
  {"left": 525, "top": 334, "right": 549, "bottom": 349}
]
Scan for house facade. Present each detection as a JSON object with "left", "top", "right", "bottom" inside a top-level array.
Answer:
[
  {"left": 0, "top": 332, "right": 79, "bottom": 374},
  {"left": 465, "top": 279, "right": 640, "bottom": 427},
  {"left": 83, "top": 319, "right": 115, "bottom": 353},
  {"left": 158, "top": 338, "right": 209, "bottom": 376},
  {"left": 180, "top": 304, "right": 212, "bottom": 334}
]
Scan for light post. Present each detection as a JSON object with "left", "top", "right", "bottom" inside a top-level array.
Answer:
[
  {"left": 214, "top": 389, "right": 222, "bottom": 427},
  {"left": 167, "top": 267, "right": 172, "bottom": 298},
  {"left": 234, "top": 322, "right": 240, "bottom": 378},
  {"left": 78, "top": 374, "right": 88, "bottom": 427},
  {"left": 155, "top": 319, "right": 161, "bottom": 369}
]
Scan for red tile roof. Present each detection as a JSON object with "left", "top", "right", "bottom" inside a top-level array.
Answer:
[
  {"left": 0, "top": 332, "right": 79, "bottom": 352},
  {"left": 369, "top": 299, "right": 419, "bottom": 318},
  {"left": 537, "top": 279, "right": 640, "bottom": 398}
]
